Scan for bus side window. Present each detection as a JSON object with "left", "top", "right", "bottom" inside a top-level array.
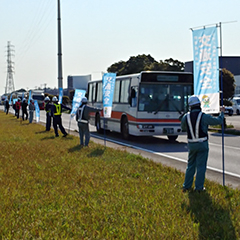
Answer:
[
  {"left": 92, "top": 83, "right": 96, "bottom": 102},
  {"left": 120, "top": 79, "right": 130, "bottom": 103}
]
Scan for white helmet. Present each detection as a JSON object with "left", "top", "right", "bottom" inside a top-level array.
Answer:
[
  {"left": 188, "top": 95, "right": 201, "bottom": 106},
  {"left": 44, "top": 96, "right": 50, "bottom": 102},
  {"left": 52, "top": 96, "right": 58, "bottom": 102},
  {"left": 81, "top": 97, "right": 88, "bottom": 103}
]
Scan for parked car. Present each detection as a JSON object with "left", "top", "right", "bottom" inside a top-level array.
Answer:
[
  {"left": 32, "top": 92, "right": 45, "bottom": 110},
  {"left": 224, "top": 106, "right": 233, "bottom": 116},
  {"left": 231, "top": 97, "right": 240, "bottom": 115}
]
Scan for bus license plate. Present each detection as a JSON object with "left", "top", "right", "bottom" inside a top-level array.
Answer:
[{"left": 163, "top": 128, "right": 174, "bottom": 134}]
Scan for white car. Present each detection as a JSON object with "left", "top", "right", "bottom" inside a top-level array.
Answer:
[{"left": 231, "top": 97, "right": 240, "bottom": 115}]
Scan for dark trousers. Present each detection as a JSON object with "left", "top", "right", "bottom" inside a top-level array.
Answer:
[
  {"left": 16, "top": 109, "right": 20, "bottom": 118},
  {"left": 53, "top": 116, "right": 67, "bottom": 136},
  {"left": 6, "top": 107, "right": 9, "bottom": 115},
  {"left": 22, "top": 110, "right": 28, "bottom": 120},
  {"left": 46, "top": 113, "right": 52, "bottom": 131}
]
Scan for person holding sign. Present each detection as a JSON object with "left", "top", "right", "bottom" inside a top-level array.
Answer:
[
  {"left": 181, "top": 95, "right": 225, "bottom": 193},
  {"left": 28, "top": 99, "right": 35, "bottom": 123},
  {"left": 51, "top": 96, "right": 71, "bottom": 137},
  {"left": 15, "top": 98, "right": 21, "bottom": 119},
  {"left": 76, "top": 97, "right": 102, "bottom": 147}
]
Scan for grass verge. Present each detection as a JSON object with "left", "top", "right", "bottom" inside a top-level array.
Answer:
[{"left": 0, "top": 111, "right": 240, "bottom": 239}]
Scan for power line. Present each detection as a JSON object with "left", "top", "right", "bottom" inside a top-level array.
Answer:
[{"left": 15, "top": 0, "right": 55, "bottom": 64}]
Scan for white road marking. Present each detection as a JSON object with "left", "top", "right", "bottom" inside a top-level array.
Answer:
[
  {"left": 209, "top": 142, "right": 240, "bottom": 150},
  {"left": 91, "top": 134, "right": 240, "bottom": 179}
]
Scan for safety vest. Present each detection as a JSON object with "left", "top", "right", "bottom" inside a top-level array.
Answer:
[
  {"left": 54, "top": 103, "right": 61, "bottom": 116},
  {"left": 77, "top": 105, "right": 88, "bottom": 123},
  {"left": 186, "top": 111, "right": 208, "bottom": 143}
]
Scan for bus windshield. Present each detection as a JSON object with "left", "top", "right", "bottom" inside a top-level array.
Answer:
[
  {"left": 32, "top": 95, "right": 44, "bottom": 101},
  {"left": 138, "top": 83, "right": 192, "bottom": 113}
]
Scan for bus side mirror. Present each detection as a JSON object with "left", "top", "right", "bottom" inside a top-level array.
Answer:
[
  {"left": 128, "top": 96, "right": 132, "bottom": 105},
  {"left": 131, "top": 89, "right": 136, "bottom": 98}
]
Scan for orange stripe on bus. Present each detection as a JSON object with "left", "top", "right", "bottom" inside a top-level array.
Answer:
[{"left": 89, "top": 111, "right": 180, "bottom": 123}]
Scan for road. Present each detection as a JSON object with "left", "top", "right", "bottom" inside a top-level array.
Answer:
[{"left": 2, "top": 106, "right": 240, "bottom": 189}]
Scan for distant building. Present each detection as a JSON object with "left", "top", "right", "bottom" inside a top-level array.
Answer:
[
  {"left": 44, "top": 88, "right": 59, "bottom": 96},
  {"left": 185, "top": 56, "right": 240, "bottom": 95},
  {"left": 67, "top": 75, "right": 91, "bottom": 95}
]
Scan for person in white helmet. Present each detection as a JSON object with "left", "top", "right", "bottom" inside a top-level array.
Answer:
[
  {"left": 44, "top": 96, "right": 52, "bottom": 131},
  {"left": 76, "top": 97, "right": 102, "bottom": 147},
  {"left": 181, "top": 95, "right": 225, "bottom": 193},
  {"left": 51, "top": 96, "right": 71, "bottom": 137}
]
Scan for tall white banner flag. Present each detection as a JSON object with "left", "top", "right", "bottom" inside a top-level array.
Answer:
[{"left": 192, "top": 26, "right": 219, "bottom": 113}]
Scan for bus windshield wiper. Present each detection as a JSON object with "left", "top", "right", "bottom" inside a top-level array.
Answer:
[
  {"left": 154, "top": 95, "right": 168, "bottom": 114},
  {"left": 154, "top": 95, "right": 182, "bottom": 115}
]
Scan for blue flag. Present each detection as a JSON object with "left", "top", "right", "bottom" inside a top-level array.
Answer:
[
  {"left": 102, "top": 73, "right": 116, "bottom": 118},
  {"left": 9, "top": 93, "right": 13, "bottom": 105},
  {"left": 28, "top": 90, "right": 32, "bottom": 105},
  {"left": 192, "top": 26, "right": 219, "bottom": 113},
  {"left": 34, "top": 100, "right": 40, "bottom": 122},
  {"left": 59, "top": 87, "right": 63, "bottom": 104},
  {"left": 70, "top": 89, "right": 86, "bottom": 118}
]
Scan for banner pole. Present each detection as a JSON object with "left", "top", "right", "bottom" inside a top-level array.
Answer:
[
  {"left": 219, "top": 22, "right": 225, "bottom": 186},
  {"left": 68, "top": 117, "right": 72, "bottom": 134},
  {"left": 104, "top": 117, "right": 106, "bottom": 147}
]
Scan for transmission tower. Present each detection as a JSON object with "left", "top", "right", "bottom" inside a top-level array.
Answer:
[{"left": 5, "top": 41, "right": 15, "bottom": 94}]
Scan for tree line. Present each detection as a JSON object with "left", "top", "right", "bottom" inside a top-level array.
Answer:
[{"left": 107, "top": 54, "right": 236, "bottom": 103}]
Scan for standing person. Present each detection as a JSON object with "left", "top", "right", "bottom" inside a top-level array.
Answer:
[
  {"left": 51, "top": 96, "right": 71, "bottom": 137},
  {"left": 21, "top": 98, "right": 28, "bottom": 121},
  {"left": 15, "top": 98, "right": 21, "bottom": 119},
  {"left": 13, "top": 101, "right": 16, "bottom": 116},
  {"left": 76, "top": 97, "right": 102, "bottom": 147},
  {"left": 181, "top": 95, "right": 225, "bottom": 193},
  {"left": 44, "top": 96, "right": 52, "bottom": 131},
  {"left": 28, "top": 99, "right": 35, "bottom": 123},
  {"left": 5, "top": 99, "right": 10, "bottom": 115},
  {"left": 3, "top": 98, "right": 6, "bottom": 112}
]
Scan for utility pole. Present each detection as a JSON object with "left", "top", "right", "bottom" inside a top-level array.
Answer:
[
  {"left": 57, "top": 0, "right": 63, "bottom": 89},
  {"left": 5, "top": 41, "right": 15, "bottom": 94}
]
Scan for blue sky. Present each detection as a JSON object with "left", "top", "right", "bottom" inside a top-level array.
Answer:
[{"left": 1, "top": 0, "right": 240, "bottom": 94}]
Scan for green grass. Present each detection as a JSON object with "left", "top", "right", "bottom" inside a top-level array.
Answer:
[{"left": 0, "top": 111, "right": 240, "bottom": 239}]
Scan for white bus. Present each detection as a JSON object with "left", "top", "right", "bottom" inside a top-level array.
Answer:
[{"left": 87, "top": 71, "right": 193, "bottom": 141}]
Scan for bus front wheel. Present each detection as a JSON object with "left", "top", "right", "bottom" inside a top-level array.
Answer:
[
  {"left": 121, "top": 117, "right": 129, "bottom": 140},
  {"left": 168, "top": 135, "right": 178, "bottom": 141},
  {"left": 96, "top": 114, "right": 103, "bottom": 134}
]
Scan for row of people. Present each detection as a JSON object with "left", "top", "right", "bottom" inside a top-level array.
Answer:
[
  {"left": 4, "top": 96, "right": 102, "bottom": 147},
  {"left": 5, "top": 98, "right": 35, "bottom": 123},
  {"left": 44, "top": 96, "right": 102, "bottom": 146}
]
